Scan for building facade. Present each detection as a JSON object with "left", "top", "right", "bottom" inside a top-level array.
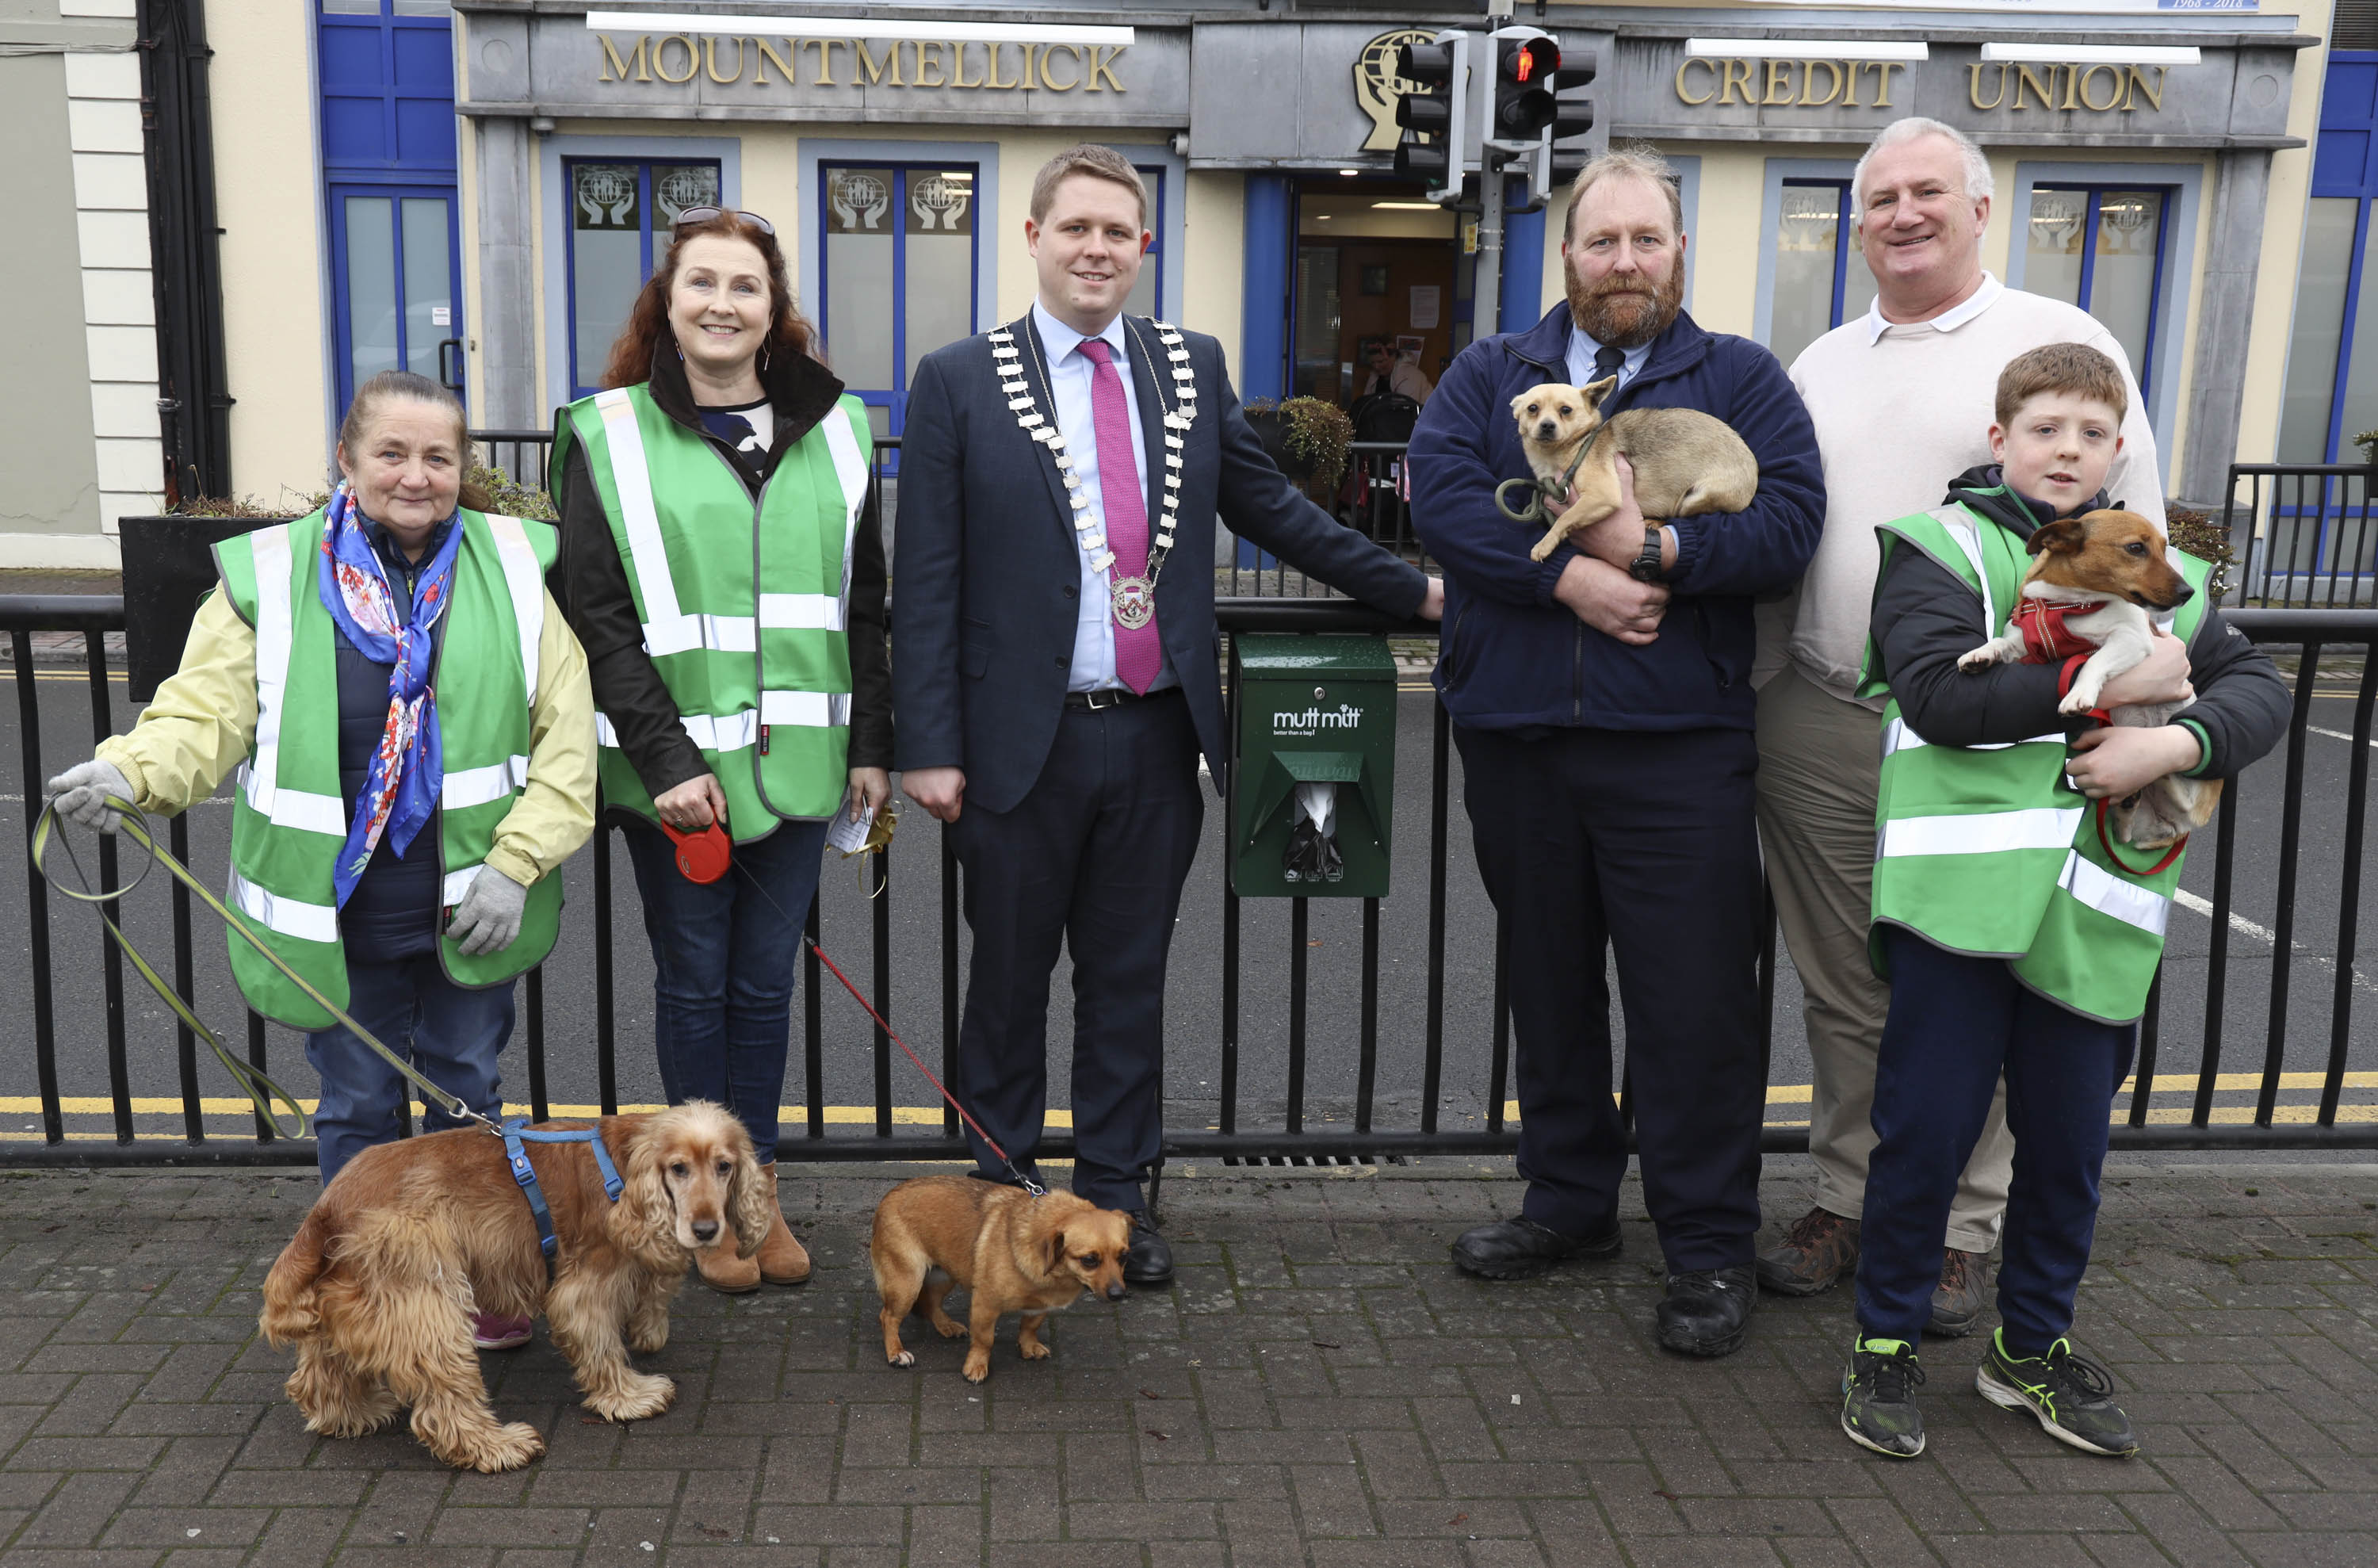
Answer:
[{"left": 8, "top": 2, "right": 2368, "bottom": 564}]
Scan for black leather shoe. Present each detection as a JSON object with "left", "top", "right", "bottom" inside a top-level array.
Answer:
[
  {"left": 1656, "top": 1267, "right": 1757, "bottom": 1358},
  {"left": 1450, "top": 1217, "right": 1623, "bottom": 1280},
  {"left": 1123, "top": 1215, "right": 1173, "bottom": 1286}
]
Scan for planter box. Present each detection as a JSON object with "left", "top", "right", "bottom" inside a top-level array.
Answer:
[{"left": 117, "top": 515, "right": 296, "bottom": 702}]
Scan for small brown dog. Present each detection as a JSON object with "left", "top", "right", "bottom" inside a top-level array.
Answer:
[
  {"left": 259, "top": 1102, "right": 773, "bottom": 1472},
  {"left": 870, "top": 1176, "right": 1133, "bottom": 1383},
  {"left": 1512, "top": 378, "right": 1761, "bottom": 562},
  {"left": 1956, "top": 508, "right": 2219, "bottom": 847}
]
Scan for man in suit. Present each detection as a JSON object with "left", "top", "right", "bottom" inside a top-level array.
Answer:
[{"left": 895, "top": 143, "right": 1441, "bottom": 1283}]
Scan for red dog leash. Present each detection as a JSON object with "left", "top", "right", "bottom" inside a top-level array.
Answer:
[
  {"left": 2053, "top": 672, "right": 2189, "bottom": 879},
  {"left": 667, "top": 819, "right": 1045, "bottom": 1194}
]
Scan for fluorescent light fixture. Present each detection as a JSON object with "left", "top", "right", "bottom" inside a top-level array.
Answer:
[
  {"left": 1684, "top": 39, "right": 1928, "bottom": 63},
  {"left": 1372, "top": 201, "right": 1443, "bottom": 211},
  {"left": 1980, "top": 44, "right": 2200, "bottom": 65},
  {"left": 584, "top": 11, "right": 1135, "bottom": 46},
  {"left": 1338, "top": 168, "right": 1359, "bottom": 177}
]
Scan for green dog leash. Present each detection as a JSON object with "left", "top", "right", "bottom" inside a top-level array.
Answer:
[{"left": 31, "top": 795, "right": 502, "bottom": 1143}]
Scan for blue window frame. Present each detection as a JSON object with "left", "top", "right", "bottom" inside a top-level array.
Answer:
[
  {"left": 1124, "top": 165, "right": 1167, "bottom": 321},
  {"left": 319, "top": 0, "right": 465, "bottom": 415},
  {"left": 1768, "top": 180, "right": 1880, "bottom": 369},
  {"left": 2021, "top": 183, "right": 2176, "bottom": 403},
  {"left": 561, "top": 159, "right": 723, "bottom": 399},
  {"left": 818, "top": 163, "right": 982, "bottom": 442},
  {"left": 2269, "top": 52, "right": 2378, "bottom": 580},
  {"left": 328, "top": 185, "right": 464, "bottom": 418}
]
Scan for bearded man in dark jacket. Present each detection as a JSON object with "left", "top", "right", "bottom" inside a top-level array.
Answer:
[{"left": 1409, "top": 147, "right": 1824, "bottom": 1358}]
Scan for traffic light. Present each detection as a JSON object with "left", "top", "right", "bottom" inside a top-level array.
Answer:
[
  {"left": 1539, "top": 51, "right": 1600, "bottom": 210},
  {"left": 1488, "top": 29, "right": 1561, "bottom": 145},
  {"left": 1393, "top": 31, "right": 1470, "bottom": 204}
]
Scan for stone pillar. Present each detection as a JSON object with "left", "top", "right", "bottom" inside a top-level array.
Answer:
[
  {"left": 472, "top": 116, "right": 539, "bottom": 430},
  {"left": 2177, "top": 149, "right": 2271, "bottom": 511}
]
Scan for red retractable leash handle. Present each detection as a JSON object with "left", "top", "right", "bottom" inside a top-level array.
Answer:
[{"left": 662, "top": 819, "right": 733, "bottom": 884}]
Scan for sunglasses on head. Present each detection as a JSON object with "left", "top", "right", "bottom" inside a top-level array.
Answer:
[{"left": 672, "top": 206, "right": 775, "bottom": 237}]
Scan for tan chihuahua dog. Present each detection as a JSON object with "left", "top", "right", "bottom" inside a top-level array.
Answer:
[
  {"left": 870, "top": 1176, "right": 1133, "bottom": 1383},
  {"left": 1512, "top": 378, "right": 1761, "bottom": 563},
  {"left": 1956, "top": 508, "right": 2219, "bottom": 847}
]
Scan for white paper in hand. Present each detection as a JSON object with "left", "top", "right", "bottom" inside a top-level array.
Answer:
[{"left": 826, "top": 787, "right": 877, "bottom": 855}]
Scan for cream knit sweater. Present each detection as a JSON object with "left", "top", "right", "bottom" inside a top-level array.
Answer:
[{"left": 1764, "top": 274, "right": 2165, "bottom": 705}]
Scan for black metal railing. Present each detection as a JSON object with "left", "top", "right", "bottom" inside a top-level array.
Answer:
[
  {"left": 2221, "top": 463, "right": 2378, "bottom": 607},
  {"left": 10, "top": 443, "right": 2378, "bottom": 1164}
]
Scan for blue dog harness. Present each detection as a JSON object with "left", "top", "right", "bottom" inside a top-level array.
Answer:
[{"left": 502, "top": 1118, "right": 625, "bottom": 1271}]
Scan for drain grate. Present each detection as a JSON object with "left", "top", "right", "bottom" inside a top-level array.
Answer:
[{"left": 1219, "top": 1153, "right": 1411, "bottom": 1168}]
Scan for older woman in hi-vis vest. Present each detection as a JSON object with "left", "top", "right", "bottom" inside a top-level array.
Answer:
[
  {"left": 45, "top": 371, "right": 598, "bottom": 1350},
  {"left": 553, "top": 207, "right": 893, "bottom": 1295}
]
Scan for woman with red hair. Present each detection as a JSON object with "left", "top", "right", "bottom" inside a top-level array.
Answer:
[{"left": 553, "top": 208, "right": 892, "bottom": 1293}]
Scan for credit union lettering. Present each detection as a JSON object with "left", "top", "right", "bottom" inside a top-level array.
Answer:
[
  {"left": 1674, "top": 57, "right": 2170, "bottom": 116},
  {"left": 596, "top": 33, "right": 1130, "bottom": 93}
]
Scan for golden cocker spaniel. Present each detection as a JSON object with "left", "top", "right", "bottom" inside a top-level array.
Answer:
[{"left": 259, "top": 1101, "right": 772, "bottom": 1471}]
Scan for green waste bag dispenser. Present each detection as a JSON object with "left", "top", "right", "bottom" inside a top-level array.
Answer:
[{"left": 1229, "top": 634, "right": 1397, "bottom": 898}]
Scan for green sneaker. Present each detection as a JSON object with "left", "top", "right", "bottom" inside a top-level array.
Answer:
[
  {"left": 1975, "top": 1330, "right": 2139, "bottom": 1457},
  {"left": 1841, "top": 1334, "right": 1927, "bottom": 1458}
]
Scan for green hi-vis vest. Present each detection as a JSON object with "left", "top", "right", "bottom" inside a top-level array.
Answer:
[
  {"left": 212, "top": 511, "right": 564, "bottom": 1029},
  {"left": 1854, "top": 501, "right": 2213, "bottom": 1024},
  {"left": 552, "top": 384, "right": 870, "bottom": 839}
]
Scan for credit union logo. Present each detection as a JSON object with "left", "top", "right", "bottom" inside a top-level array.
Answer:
[{"left": 1354, "top": 29, "right": 1436, "bottom": 151}]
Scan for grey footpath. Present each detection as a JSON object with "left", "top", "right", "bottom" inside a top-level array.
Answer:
[{"left": 0, "top": 1159, "right": 2374, "bottom": 1567}]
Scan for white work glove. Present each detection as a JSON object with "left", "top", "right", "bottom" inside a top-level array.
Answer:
[
  {"left": 446, "top": 866, "right": 530, "bottom": 957},
  {"left": 46, "top": 759, "right": 134, "bottom": 834}
]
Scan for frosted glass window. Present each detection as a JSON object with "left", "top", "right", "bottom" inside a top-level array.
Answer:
[
  {"left": 820, "top": 161, "right": 981, "bottom": 433},
  {"left": 2025, "top": 189, "right": 2089, "bottom": 308},
  {"left": 903, "top": 170, "right": 975, "bottom": 387},
  {"left": 1770, "top": 183, "right": 1842, "bottom": 370},
  {"left": 822, "top": 166, "right": 897, "bottom": 396},
  {"left": 2088, "top": 190, "right": 2165, "bottom": 385},
  {"left": 1123, "top": 166, "right": 1164, "bottom": 319},
  {"left": 400, "top": 197, "right": 450, "bottom": 381},
  {"left": 652, "top": 163, "right": 719, "bottom": 229},
  {"left": 345, "top": 196, "right": 400, "bottom": 392},
  {"left": 2277, "top": 199, "right": 2358, "bottom": 463}
]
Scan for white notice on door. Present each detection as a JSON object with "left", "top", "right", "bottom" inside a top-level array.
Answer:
[
  {"left": 431, "top": 306, "right": 452, "bottom": 327},
  {"left": 1409, "top": 285, "right": 1441, "bottom": 331}
]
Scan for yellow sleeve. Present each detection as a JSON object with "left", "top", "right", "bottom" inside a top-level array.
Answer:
[
  {"left": 94, "top": 592, "right": 258, "bottom": 816},
  {"left": 481, "top": 590, "right": 598, "bottom": 888}
]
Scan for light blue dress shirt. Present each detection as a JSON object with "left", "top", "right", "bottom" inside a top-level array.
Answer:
[
  {"left": 1030, "top": 301, "right": 1176, "bottom": 694},
  {"left": 1564, "top": 325, "right": 1650, "bottom": 396}
]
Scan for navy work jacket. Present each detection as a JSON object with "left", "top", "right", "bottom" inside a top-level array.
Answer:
[{"left": 1409, "top": 302, "right": 1825, "bottom": 732}]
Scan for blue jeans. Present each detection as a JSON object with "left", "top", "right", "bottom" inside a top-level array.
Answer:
[
  {"left": 1856, "top": 927, "right": 2135, "bottom": 1354},
  {"left": 620, "top": 816, "right": 828, "bottom": 1163},
  {"left": 305, "top": 954, "right": 513, "bottom": 1186}
]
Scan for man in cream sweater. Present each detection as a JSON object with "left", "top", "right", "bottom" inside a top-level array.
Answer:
[{"left": 1755, "top": 118, "right": 2167, "bottom": 1332}]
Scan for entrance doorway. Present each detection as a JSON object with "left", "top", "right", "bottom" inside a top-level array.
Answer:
[{"left": 1291, "top": 178, "right": 1463, "bottom": 422}]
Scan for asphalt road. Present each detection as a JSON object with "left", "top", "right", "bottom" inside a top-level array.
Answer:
[{"left": 7, "top": 665, "right": 2378, "bottom": 1146}]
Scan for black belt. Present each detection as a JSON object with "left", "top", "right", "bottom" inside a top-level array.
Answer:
[{"left": 1064, "top": 686, "right": 1178, "bottom": 712}]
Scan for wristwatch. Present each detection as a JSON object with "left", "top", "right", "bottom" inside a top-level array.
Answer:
[{"left": 1627, "top": 526, "right": 1666, "bottom": 583}]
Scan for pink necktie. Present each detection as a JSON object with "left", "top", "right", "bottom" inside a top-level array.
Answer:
[{"left": 1076, "top": 338, "right": 1162, "bottom": 695}]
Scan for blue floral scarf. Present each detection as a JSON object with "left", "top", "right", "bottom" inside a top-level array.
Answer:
[{"left": 315, "top": 482, "right": 464, "bottom": 908}]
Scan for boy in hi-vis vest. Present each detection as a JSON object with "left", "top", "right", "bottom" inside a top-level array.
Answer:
[{"left": 1838, "top": 344, "right": 2287, "bottom": 1459}]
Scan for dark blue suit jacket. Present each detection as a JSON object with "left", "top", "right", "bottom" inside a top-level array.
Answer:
[{"left": 893, "top": 314, "right": 1430, "bottom": 814}]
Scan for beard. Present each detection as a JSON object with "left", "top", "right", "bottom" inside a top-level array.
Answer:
[{"left": 1566, "top": 262, "right": 1684, "bottom": 351}]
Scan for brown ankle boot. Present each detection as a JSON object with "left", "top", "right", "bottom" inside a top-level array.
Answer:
[
  {"left": 695, "top": 1223, "right": 761, "bottom": 1294},
  {"left": 755, "top": 1164, "right": 811, "bottom": 1285}
]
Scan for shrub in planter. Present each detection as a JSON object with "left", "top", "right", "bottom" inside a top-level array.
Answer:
[{"left": 1244, "top": 396, "right": 1355, "bottom": 494}]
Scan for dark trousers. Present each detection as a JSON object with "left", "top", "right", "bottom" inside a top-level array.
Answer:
[
  {"left": 1453, "top": 721, "right": 1767, "bottom": 1273},
  {"left": 306, "top": 954, "right": 511, "bottom": 1186},
  {"left": 1856, "top": 927, "right": 2135, "bottom": 1353},
  {"left": 950, "top": 690, "right": 1204, "bottom": 1213},
  {"left": 620, "top": 815, "right": 829, "bottom": 1165}
]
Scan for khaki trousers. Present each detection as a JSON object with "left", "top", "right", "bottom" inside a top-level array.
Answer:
[{"left": 1754, "top": 663, "right": 2012, "bottom": 1252}]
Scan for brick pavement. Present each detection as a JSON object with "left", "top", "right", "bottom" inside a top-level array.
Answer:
[{"left": 1, "top": 1159, "right": 2374, "bottom": 1566}]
